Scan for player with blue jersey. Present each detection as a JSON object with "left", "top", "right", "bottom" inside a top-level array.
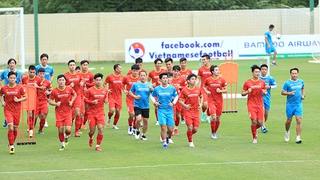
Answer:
[
  {"left": 151, "top": 72, "right": 178, "bottom": 149},
  {"left": 259, "top": 64, "right": 277, "bottom": 133},
  {"left": 281, "top": 68, "right": 305, "bottom": 144},
  {"left": 265, "top": 24, "right": 277, "bottom": 66},
  {"left": 36, "top": 53, "right": 54, "bottom": 82},
  {"left": 129, "top": 71, "right": 153, "bottom": 140}
]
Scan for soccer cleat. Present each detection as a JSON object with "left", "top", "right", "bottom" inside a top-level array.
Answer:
[
  {"left": 89, "top": 138, "right": 93, "bottom": 147},
  {"left": 9, "top": 146, "right": 15, "bottom": 154},
  {"left": 201, "top": 113, "right": 205, "bottom": 122},
  {"left": 261, "top": 126, "right": 268, "bottom": 133},
  {"left": 271, "top": 61, "right": 277, "bottom": 66},
  {"left": 173, "top": 129, "right": 179, "bottom": 135},
  {"left": 189, "top": 142, "right": 195, "bottom": 148},
  {"left": 38, "top": 130, "right": 45, "bottom": 134},
  {"left": 81, "top": 124, "right": 87, "bottom": 130},
  {"left": 132, "top": 129, "right": 136, "bottom": 136},
  {"left": 295, "top": 136, "right": 302, "bottom": 144},
  {"left": 95, "top": 146, "right": 102, "bottom": 151},
  {"left": 128, "top": 126, "right": 133, "bottom": 135},
  {"left": 155, "top": 121, "right": 159, "bottom": 125},
  {"left": 252, "top": 138, "right": 258, "bottom": 144},
  {"left": 59, "top": 146, "right": 65, "bottom": 151},
  {"left": 29, "top": 130, "right": 34, "bottom": 138},
  {"left": 163, "top": 143, "right": 168, "bottom": 149},
  {"left": 285, "top": 131, "right": 290, "bottom": 142},
  {"left": 211, "top": 133, "right": 217, "bottom": 139},
  {"left": 105, "top": 119, "right": 111, "bottom": 127},
  {"left": 3, "top": 120, "right": 7, "bottom": 127},
  {"left": 75, "top": 131, "right": 80, "bottom": 137},
  {"left": 44, "top": 121, "right": 49, "bottom": 127},
  {"left": 141, "top": 134, "right": 147, "bottom": 140},
  {"left": 206, "top": 117, "right": 210, "bottom": 123},
  {"left": 166, "top": 137, "right": 169, "bottom": 144},
  {"left": 181, "top": 120, "right": 186, "bottom": 125},
  {"left": 112, "top": 125, "right": 119, "bottom": 130},
  {"left": 65, "top": 137, "right": 69, "bottom": 145},
  {"left": 168, "top": 138, "right": 174, "bottom": 144},
  {"left": 135, "top": 131, "right": 140, "bottom": 139}
]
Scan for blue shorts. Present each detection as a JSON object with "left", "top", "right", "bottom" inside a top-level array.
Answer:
[
  {"left": 286, "top": 104, "right": 303, "bottom": 118},
  {"left": 264, "top": 102, "right": 270, "bottom": 111},
  {"left": 265, "top": 45, "right": 276, "bottom": 54},
  {"left": 157, "top": 108, "right": 174, "bottom": 126}
]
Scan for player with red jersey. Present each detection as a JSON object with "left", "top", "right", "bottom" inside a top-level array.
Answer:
[
  {"left": 64, "top": 59, "right": 84, "bottom": 137},
  {"left": 241, "top": 65, "right": 267, "bottom": 143},
  {"left": 49, "top": 74, "right": 76, "bottom": 151},
  {"left": 179, "top": 74, "right": 203, "bottom": 147},
  {"left": 123, "top": 64, "right": 140, "bottom": 135},
  {"left": 85, "top": 73, "right": 108, "bottom": 151},
  {"left": 0, "top": 71, "right": 27, "bottom": 154},
  {"left": 179, "top": 58, "right": 193, "bottom": 80},
  {"left": 127, "top": 58, "right": 146, "bottom": 76},
  {"left": 104, "top": 64, "right": 124, "bottom": 129},
  {"left": 197, "top": 54, "right": 212, "bottom": 123},
  {"left": 203, "top": 65, "right": 227, "bottom": 139}
]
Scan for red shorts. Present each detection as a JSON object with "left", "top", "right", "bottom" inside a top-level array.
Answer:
[
  {"left": 73, "top": 95, "right": 82, "bottom": 109},
  {"left": 126, "top": 98, "right": 134, "bottom": 113},
  {"left": 88, "top": 114, "right": 105, "bottom": 126},
  {"left": 202, "top": 90, "right": 208, "bottom": 103},
  {"left": 108, "top": 97, "right": 122, "bottom": 110},
  {"left": 174, "top": 102, "right": 182, "bottom": 114},
  {"left": 207, "top": 102, "right": 223, "bottom": 116},
  {"left": 248, "top": 106, "right": 264, "bottom": 120},
  {"left": 184, "top": 110, "right": 200, "bottom": 127},
  {"left": 36, "top": 101, "right": 48, "bottom": 115},
  {"left": 5, "top": 111, "right": 20, "bottom": 126},
  {"left": 55, "top": 113, "right": 72, "bottom": 127}
]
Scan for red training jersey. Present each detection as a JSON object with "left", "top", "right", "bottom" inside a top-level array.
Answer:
[
  {"left": 21, "top": 76, "right": 41, "bottom": 87},
  {"left": 64, "top": 71, "right": 83, "bottom": 95},
  {"left": 179, "top": 86, "right": 202, "bottom": 111},
  {"left": 0, "top": 84, "right": 27, "bottom": 113},
  {"left": 180, "top": 68, "right": 193, "bottom": 80},
  {"left": 197, "top": 65, "right": 211, "bottom": 88},
  {"left": 37, "top": 78, "right": 52, "bottom": 101},
  {"left": 104, "top": 73, "right": 124, "bottom": 100},
  {"left": 84, "top": 86, "right": 108, "bottom": 115},
  {"left": 242, "top": 78, "right": 266, "bottom": 108},
  {"left": 127, "top": 67, "right": 146, "bottom": 76},
  {"left": 81, "top": 71, "right": 94, "bottom": 89},
  {"left": 148, "top": 68, "right": 167, "bottom": 87},
  {"left": 49, "top": 86, "right": 75, "bottom": 114},
  {"left": 171, "top": 76, "right": 186, "bottom": 94},
  {"left": 204, "top": 76, "right": 227, "bottom": 104},
  {"left": 123, "top": 74, "right": 139, "bottom": 100}
]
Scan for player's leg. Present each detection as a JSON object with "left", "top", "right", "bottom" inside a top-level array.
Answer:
[
  {"left": 6, "top": 113, "right": 15, "bottom": 154},
  {"left": 285, "top": 106, "right": 294, "bottom": 142},
  {"left": 106, "top": 98, "right": 116, "bottom": 127},
  {"left": 251, "top": 118, "right": 258, "bottom": 143},
  {"left": 173, "top": 103, "right": 181, "bottom": 135},
  {"left": 95, "top": 115, "right": 105, "bottom": 151},
  {"left": 74, "top": 107, "right": 82, "bottom": 137},
  {"left": 88, "top": 115, "right": 96, "bottom": 147},
  {"left": 57, "top": 125, "right": 66, "bottom": 151},
  {"left": 27, "top": 110, "right": 35, "bottom": 138},
  {"left": 127, "top": 105, "right": 134, "bottom": 135},
  {"left": 294, "top": 105, "right": 303, "bottom": 143},
  {"left": 141, "top": 109, "right": 150, "bottom": 140},
  {"left": 112, "top": 101, "right": 122, "bottom": 129},
  {"left": 135, "top": 114, "right": 142, "bottom": 139},
  {"left": 166, "top": 112, "right": 174, "bottom": 144}
]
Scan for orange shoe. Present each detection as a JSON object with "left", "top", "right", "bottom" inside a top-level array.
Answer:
[
  {"left": 173, "top": 129, "right": 179, "bottom": 135},
  {"left": 95, "top": 146, "right": 102, "bottom": 151},
  {"left": 75, "top": 131, "right": 80, "bottom": 137},
  {"left": 89, "top": 138, "right": 93, "bottom": 147},
  {"left": 81, "top": 124, "right": 87, "bottom": 130}
]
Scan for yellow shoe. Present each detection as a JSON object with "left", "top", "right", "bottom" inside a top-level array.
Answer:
[
  {"left": 9, "top": 147, "right": 15, "bottom": 154},
  {"left": 59, "top": 146, "right": 65, "bottom": 151}
]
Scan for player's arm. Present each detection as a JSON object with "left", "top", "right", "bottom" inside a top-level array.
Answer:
[
  {"left": 301, "top": 87, "right": 305, "bottom": 100},
  {"left": 0, "top": 92, "right": 4, "bottom": 106},
  {"left": 70, "top": 91, "right": 77, "bottom": 105},
  {"left": 199, "top": 94, "right": 203, "bottom": 109},
  {"left": 179, "top": 98, "right": 189, "bottom": 110},
  {"left": 203, "top": 85, "right": 210, "bottom": 94},
  {"left": 196, "top": 76, "right": 201, "bottom": 86},
  {"left": 16, "top": 94, "right": 27, "bottom": 102},
  {"left": 270, "top": 78, "right": 277, "bottom": 89}
]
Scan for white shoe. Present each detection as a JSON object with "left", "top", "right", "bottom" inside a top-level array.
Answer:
[
  {"left": 160, "top": 136, "right": 163, "bottom": 142},
  {"left": 29, "top": 130, "right": 33, "bottom": 138},
  {"left": 285, "top": 131, "right": 290, "bottom": 142},
  {"left": 189, "top": 142, "right": 195, "bottom": 147},
  {"left": 128, "top": 126, "right": 133, "bottom": 135},
  {"left": 252, "top": 138, "right": 258, "bottom": 144},
  {"left": 211, "top": 133, "right": 217, "bottom": 139},
  {"left": 296, "top": 136, "right": 302, "bottom": 144},
  {"left": 112, "top": 125, "right": 119, "bottom": 130},
  {"left": 168, "top": 138, "right": 174, "bottom": 144},
  {"left": 135, "top": 131, "right": 140, "bottom": 139},
  {"left": 44, "top": 121, "right": 49, "bottom": 127},
  {"left": 155, "top": 121, "right": 159, "bottom": 125}
]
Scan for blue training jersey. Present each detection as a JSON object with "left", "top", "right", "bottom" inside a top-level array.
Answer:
[
  {"left": 152, "top": 85, "right": 177, "bottom": 110},
  {"left": 264, "top": 30, "right": 273, "bottom": 45},
  {"left": 130, "top": 81, "right": 153, "bottom": 109},
  {"left": 282, "top": 79, "right": 304, "bottom": 105},
  {"left": 0, "top": 69, "right": 22, "bottom": 85},
  {"left": 260, "top": 75, "right": 276, "bottom": 104},
  {"left": 36, "top": 65, "right": 54, "bottom": 81}
]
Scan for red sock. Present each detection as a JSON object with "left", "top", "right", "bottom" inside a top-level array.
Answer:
[
  {"left": 175, "top": 116, "right": 180, "bottom": 126},
  {"left": 83, "top": 112, "right": 88, "bottom": 125},
  {"left": 28, "top": 116, "right": 34, "bottom": 130},
  {"left": 251, "top": 125, "right": 257, "bottom": 139},
  {"left": 65, "top": 130, "right": 71, "bottom": 137},
  {"left": 192, "top": 129, "right": 197, "bottom": 134},
  {"left": 39, "top": 119, "right": 45, "bottom": 131},
  {"left": 59, "top": 132, "right": 64, "bottom": 142},
  {"left": 114, "top": 113, "right": 120, "bottom": 125},
  {"left": 88, "top": 132, "right": 93, "bottom": 139},
  {"left": 187, "top": 130, "right": 193, "bottom": 142},
  {"left": 128, "top": 118, "right": 133, "bottom": 126},
  {"left": 256, "top": 124, "right": 261, "bottom": 129},
  {"left": 108, "top": 112, "right": 113, "bottom": 120},
  {"left": 155, "top": 109, "right": 158, "bottom": 121},
  {"left": 202, "top": 106, "right": 207, "bottom": 113},
  {"left": 168, "top": 132, "right": 172, "bottom": 139},
  {"left": 8, "top": 130, "right": 14, "bottom": 145},
  {"left": 215, "top": 121, "right": 221, "bottom": 132},
  {"left": 210, "top": 121, "right": 215, "bottom": 133},
  {"left": 75, "top": 115, "right": 82, "bottom": 132},
  {"left": 132, "top": 119, "right": 136, "bottom": 129},
  {"left": 13, "top": 130, "right": 18, "bottom": 141},
  {"left": 97, "top": 134, "right": 103, "bottom": 145}
]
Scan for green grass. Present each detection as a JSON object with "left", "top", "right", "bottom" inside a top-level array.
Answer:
[{"left": 0, "top": 58, "right": 320, "bottom": 180}]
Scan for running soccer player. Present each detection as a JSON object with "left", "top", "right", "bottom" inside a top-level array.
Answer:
[
  {"left": 104, "top": 64, "right": 124, "bottom": 129},
  {"left": 0, "top": 71, "right": 27, "bottom": 154},
  {"left": 281, "top": 68, "right": 305, "bottom": 144},
  {"left": 64, "top": 59, "right": 84, "bottom": 137},
  {"left": 259, "top": 64, "right": 277, "bottom": 133},
  {"left": 265, "top": 24, "right": 277, "bottom": 66},
  {"left": 241, "top": 65, "right": 267, "bottom": 144},
  {"left": 151, "top": 72, "right": 178, "bottom": 149},
  {"left": 85, "top": 73, "right": 108, "bottom": 151},
  {"left": 197, "top": 54, "right": 212, "bottom": 123},
  {"left": 129, "top": 71, "right": 153, "bottom": 140},
  {"left": 49, "top": 74, "right": 76, "bottom": 151},
  {"left": 123, "top": 64, "right": 140, "bottom": 135},
  {"left": 203, "top": 65, "right": 227, "bottom": 139},
  {"left": 179, "top": 74, "right": 203, "bottom": 147},
  {"left": 127, "top": 58, "right": 146, "bottom": 75},
  {"left": 165, "top": 57, "right": 173, "bottom": 73}
]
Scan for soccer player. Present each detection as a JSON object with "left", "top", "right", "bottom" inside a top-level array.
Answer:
[
  {"left": 0, "top": 58, "right": 23, "bottom": 127},
  {"left": 64, "top": 59, "right": 84, "bottom": 137},
  {"left": 265, "top": 24, "right": 277, "bottom": 66},
  {"left": 123, "top": 64, "right": 140, "bottom": 135},
  {"left": 281, "top": 68, "right": 305, "bottom": 144},
  {"left": 0, "top": 71, "right": 27, "bottom": 154},
  {"left": 127, "top": 58, "right": 146, "bottom": 75},
  {"left": 84, "top": 73, "right": 108, "bottom": 151},
  {"left": 104, "top": 64, "right": 124, "bottom": 129},
  {"left": 241, "top": 65, "right": 267, "bottom": 143},
  {"left": 203, "top": 65, "right": 227, "bottom": 139},
  {"left": 171, "top": 65, "right": 186, "bottom": 135},
  {"left": 21, "top": 65, "right": 41, "bottom": 138},
  {"left": 151, "top": 72, "right": 178, "bottom": 149},
  {"left": 179, "top": 74, "right": 203, "bottom": 147},
  {"left": 165, "top": 57, "right": 173, "bottom": 73},
  {"left": 259, "top": 64, "right": 277, "bottom": 133},
  {"left": 36, "top": 53, "right": 54, "bottom": 128},
  {"left": 197, "top": 54, "right": 212, "bottom": 123},
  {"left": 49, "top": 74, "right": 76, "bottom": 151},
  {"left": 129, "top": 71, "right": 153, "bottom": 140}
]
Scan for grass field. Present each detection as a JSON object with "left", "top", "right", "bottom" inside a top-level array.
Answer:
[{"left": 0, "top": 58, "right": 320, "bottom": 180}]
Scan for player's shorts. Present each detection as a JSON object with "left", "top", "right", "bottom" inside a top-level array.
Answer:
[
  {"left": 55, "top": 113, "right": 72, "bottom": 127},
  {"left": 88, "top": 114, "right": 105, "bottom": 126},
  {"left": 36, "top": 101, "right": 48, "bottom": 115},
  {"left": 286, "top": 104, "right": 303, "bottom": 118},
  {"left": 184, "top": 110, "right": 200, "bottom": 127},
  {"left": 134, "top": 107, "right": 149, "bottom": 118},
  {"left": 157, "top": 108, "right": 174, "bottom": 126},
  {"left": 248, "top": 105, "right": 264, "bottom": 120},
  {"left": 5, "top": 111, "right": 20, "bottom": 126},
  {"left": 263, "top": 101, "right": 270, "bottom": 111},
  {"left": 265, "top": 44, "right": 276, "bottom": 54},
  {"left": 73, "top": 95, "right": 82, "bottom": 109},
  {"left": 126, "top": 98, "right": 134, "bottom": 113},
  {"left": 174, "top": 102, "right": 182, "bottom": 114},
  {"left": 108, "top": 98, "right": 122, "bottom": 110},
  {"left": 207, "top": 102, "right": 223, "bottom": 116},
  {"left": 202, "top": 91, "right": 208, "bottom": 102}
]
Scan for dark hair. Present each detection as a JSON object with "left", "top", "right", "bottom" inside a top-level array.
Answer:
[
  {"left": 113, "top": 64, "right": 121, "bottom": 70},
  {"left": 269, "top": 24, "right": 275, "bottom": 28},
  {"left": 187, "top": 74, "right": 197, "bottom": 80},
  {"left": 38, "top": 68, "right": 45, "bottom": 73},
  {"left": 135, "top": 58, "right": 143, "bottom": 64},
  {"left": 7, "top": 58, "right": 17, "bottom": 65},
  {"left": 68, "top": 59, "right": 76, "bottom": 66},
  {"left": 159, "top": 72, "right": 168, "bottom": 79},
  {"left": 260, "top": 64, "right": 268, "bottom": 69},
  {"left": 251, "top": 65, "right": 261, "bottom": 72},
  {"left": 290, "top": 68, "right": 299, "bottom": 73},
  {"left": 179, "top": 57, "right": 187, "bottom": 63},
  {"left": 28, "top": 65, "right": 36, "bottom": 71},
  {"left": 165, "top": 57, "right": 173, "bottom": 63},
  {"left": 57, "top": 74, "right": 66, "bottom": 80},
  {"left": 7, "top": 71, "right": 17, "bottom": 78},
  {"left": 40, "top": 53, "right": 49, "bottom": 60},
  {"left": 94, "top": 73, "right": 104, "bottom": 79},
  {"left": 210, "top": 65, "right": 218, "bottom": 74},
  {"left": 131, "top": 64, "right": 140, "bottom": 70},
  {"left": 172, "top": 65, "right": 181, "bottom": 71},
  {"left": 75, "top": 66, "right": 81, "bottom": 71},
  {"left": 201, "top": 54, "right": 210, "bottom": 60},
  {"left": 80, "top": 60, "right": 89, "bottom": 65},
  {"left": 154, "top": 58, "right": 163, "bottom": 64}
]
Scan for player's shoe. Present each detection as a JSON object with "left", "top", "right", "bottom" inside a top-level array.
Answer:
[
  {"left": 155, "top": 121, "right": 159, "bottom": 125},
  {"left": 132, "top": 129, "right": 136, "bottom": 136},
  {"left": 141, "top": 134, "right": 147, "bottom": 141},
  {"left": 261, "top": 126, "right": 268, "bottom": 133},
  {"left": 112, "top": 125, "right": 119, "bottom": 130},
  {"left": 160, "top": 136, "right": 163, "bottom": 143},
  {"left": 135, "top": 131, "right": 140, "bottom": 139},
  {"left": 211, "top": 133, "right": 217, "bottom": 139},
  {"left": 201, "top": 113, "right": 205, "bottom": 122},
  {"left": 44, "top": 121, "right": 49, "bottom": 127},
  {"left": 128, "top": 126, "right": 133, "bottom": 135},
  {"left": 95, "top": 146, "right": 102, "bottom": 151},
  {"left": 189, "top": 142, "right": 195, "bottom": 148},
  {"left": 285, "top": 131, "right": 290, "bottom": 142},
  {"left": 295, "top": 136, "right": 302, "bottom": 144},
  {"left": 3, "top": 120, "right": 7, "bottom": 127},
  {"left": 75, "top": 131, "right": 80, "bottom": 137},
  {"left": 29, "top": 130, "right": 34, "bottom": 138},
  {"left": 59, "top": 145, "right": 65, "bottom": 151},
  {"left": 81, "top": 124, "right": 87, "bottom": 130},
  {"left": 105, "top": 119, "right": 111, "bottom": 127},
  {"left": 9, "top": 146, "right": 15, "bottom": 154},
  {"left": 65, "top": 137, "right": 69, "bottom": 145},
  {"left": 38, "top": 130, "right": 44, "bottom": 134},
  {"left": 181, "top": 120, "right": 186, "bottom": 125},
  {"left": 252, "top": 138, "right": 258, "bottom": 144},
  {"left": 168, "top": 138, "right": 174, "bottom": 144},
  {"left": 89, "top": 138, "right": 93, "bottom": 147},
  {"left": 163, "top": 143, "right": 168, "bottom": 149},
  {"left": 271, "top": 61, "right": 277, "bottom": 66},
  {"left": 206, "top": 116, "right": 210, "bottom": 123},
  {"left": 173, "top": 129, "right": 179, "bottom": 135}
]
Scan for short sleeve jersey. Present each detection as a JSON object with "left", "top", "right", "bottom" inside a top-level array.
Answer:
[
  {"left": 197, "top": 66, "right": 211, "bottom": 88},
  {"left": 0, "top": 84, "right": 26, "bottom": 113},
  {"left": 81, "top": 71, "right": 94, "bottom": 89},
  {"left": 152, "top": 85, "right": 178, "bottom": 110},
  {"left": 36, "top": 65, "right": 54, "bottom": 81},
  {"left": 260, "top": 75, "right": 276, "bottom": 103},
  {"left": 242, "top": 78, "right": 266, "bottom": 108},
  {"left": 264, "top": 30, "right": 273, "bottom": 46},
  {"left": 104, "top": 73, "right": 124, "bottom": 100},
  {"left": 148, "top": 68, "right": 167, "bottom": 86},
  {"left": 204, "top": 76, "right": 227, "bottom": 104},
  {"left": 64, "top": 71, "right": 83, "bottom": 94},
  {"left": 50, "top": 86, "right": 75, "bottom": 114},
  {"left": 37, "top": 79, "right": 52, "bottom": 101},
  {"left": 282, "top": 79, "right": 305, "bottom": 105},
  {"left": 171, "top": 76, "right": 186, "bottom": 93},
  {"left": 21, "top": 76, "right": 41, "bottom": 87},
  {"left": 123, "top": 75, "right": 139, "bottom": 100},
  {"left": 130, "top": 81, "right": 153, "bottom": 109},
  {"left": 180, "top": 69, "right": 193, "bottom": 80},
  {"left": 0, "top": 69, "right": 23, "bottom": 85},
  {"left": 127, "top": 67, "right": 146, "bottom": 76},
  {"left": 179, "top": 86, "right": 202, "bottom": 111},
  {"left": 85, "top": 86, "right": 108, "bottom": 115}
]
